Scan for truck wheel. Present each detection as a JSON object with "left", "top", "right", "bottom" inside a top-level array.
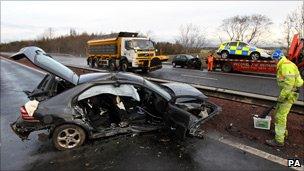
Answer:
[
  {"left": 120, "top": 60, "right": 128, "bottom": 72},
  {"left": 52, "top": 124, "right": 86, "bottom": 151},
  {"left": 250, "top": 52, "right": 260, "bottom": 60},
  {"left": 221, "top": 51, "right": 229, "bottom": 59},
  {"left": 142, "top": 68, "right": 148, "bottom": 73},
  {"left": 221, "top": 63, "right": 232, "bottom": 72},
  {"left": 109, "top": 60, "right": 116, "bottom": 71},
  {"left": 90, "top": 59, "right": 96, "bottom": 68}
]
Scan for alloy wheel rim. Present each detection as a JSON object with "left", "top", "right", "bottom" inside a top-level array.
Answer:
[
  {"left": 222, "top": 53, "right": 228, "bottom": 58},
  {"left": 252, "top": 54, "right": 259, "bottom": 60},
  {"left": 57, "top": 128, "right": 81, "bottom": 149}
]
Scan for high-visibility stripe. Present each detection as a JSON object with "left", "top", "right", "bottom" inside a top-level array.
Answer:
[
  {"left": 242, "top": 51, "right": 248, "bottom": 56},
  {"left": 235, "top": 50, "right": 242, "bottom": 55}
]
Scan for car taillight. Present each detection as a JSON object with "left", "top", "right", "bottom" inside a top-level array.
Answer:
[{"left": 20, "top": 106, "right": 39, "bottom": 122}]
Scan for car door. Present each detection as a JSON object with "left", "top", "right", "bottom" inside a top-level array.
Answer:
[
  {"left": 237, "top": 42, "right": 249, "bottom": 56},
  {"left": 180, "top": 55, "right": 188, "bottom": 66},
  {"left": 174, "top": 55, "right": 181, "bottom": 65},
  {"left": 165, "top": 95, "right": 203, "bottom": 139},
  {"left": 227, "top": 42, "right": 238, "bottom": 55},
  {"left": 11, "top": 46, "right": 79, "bottom": 85}
]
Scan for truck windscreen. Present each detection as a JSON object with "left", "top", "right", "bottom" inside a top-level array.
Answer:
[{"left": 131, "top": 40, "right": 154, "bottom": 50}]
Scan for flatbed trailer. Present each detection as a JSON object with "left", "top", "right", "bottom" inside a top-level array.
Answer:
[
  {"left": 214, "top": 34, "right": 304, "bottom": 77},
  {"left": 214, "top": 58, "right": 276, "bottom": 74}
]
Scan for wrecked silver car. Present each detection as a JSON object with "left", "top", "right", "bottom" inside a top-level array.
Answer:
[{"left": 10, "top": 47, "right": 221, "bottom": 150}]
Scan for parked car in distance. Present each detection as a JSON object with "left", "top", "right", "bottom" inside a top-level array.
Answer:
[
  {"left": 217, "top": 41, "right": 271, "bottom": 60},
  {"left": 172, "top": 54, "right": 202, "bottom": 69},
  {"left": 10, "top": 46, "right": 221, "bottom": 150}
]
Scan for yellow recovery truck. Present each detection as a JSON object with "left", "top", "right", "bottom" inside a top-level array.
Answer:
[{"left": 87, "top": 32, "right": 163, "bottom": 72}]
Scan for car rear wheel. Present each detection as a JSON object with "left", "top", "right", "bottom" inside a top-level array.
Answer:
[
  {"left": 52, "top": 124, "right": 86, "bottom": 151},
  {"left": 172, "top": 62, "right": 176, "bottom": 68},
  {"left": 250, "top": 52, "right": 260, "bottom": 60},
  {"left": 221, "top": 51, "right": 229, "bottom": 59}
]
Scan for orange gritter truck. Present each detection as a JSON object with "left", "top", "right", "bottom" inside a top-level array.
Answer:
[{"left": 86, "top": 32, "right": 162, "bottom": 73}]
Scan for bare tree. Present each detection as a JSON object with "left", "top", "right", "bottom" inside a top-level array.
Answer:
[
  {"left": 219, "top": 14, "right": 272, "bottom": 44},
  {"left": 283, "top": 1, "right": 304, "bottom": 47},
  {"left": 294, "top": 1, "right": 304, "bottom": 36},
  {"left": 43, "top": 27, "right": 55, "bottom": 40},
  {"left": 69, "top": 28, "right": 77, "bottom": 36},
  {"left": 246, "top": 14, "right": 272, "bottom": 44},
  {"left": 284, "top": 13, "right": 296, "bottom": 48},
  {"left": 176, "top": 23, "right": 207, "bottom": 52}
]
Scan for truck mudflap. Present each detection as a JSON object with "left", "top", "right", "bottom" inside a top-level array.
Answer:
[{"left": 188, "top": 102, "right": 222, "bottom": 138}]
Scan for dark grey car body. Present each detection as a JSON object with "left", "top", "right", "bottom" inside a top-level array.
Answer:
[{"left": 10, "top": 47, "right": 221, "bottom": 148}]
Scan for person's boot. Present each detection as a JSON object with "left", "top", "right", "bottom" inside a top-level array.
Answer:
[{"left": 266, "top": 139, "right": 284, "bottom": 147}]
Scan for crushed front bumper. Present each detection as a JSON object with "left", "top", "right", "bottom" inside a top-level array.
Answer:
[{"left": 189, "top": 101, "right": 222, "bottom": 137}]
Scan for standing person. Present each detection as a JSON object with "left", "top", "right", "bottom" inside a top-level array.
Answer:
[
  {"left": 266, "top": 49, "right": 303, "bottom": 147},
  {"left": 207, "top": 53, "right": 215, "bottom": 71}
]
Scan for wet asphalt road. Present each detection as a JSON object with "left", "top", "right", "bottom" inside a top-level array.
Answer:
[
  {"left": 51, "top": 56, "right": 304, "bottom": 101},
  {"left": 0, "top": 58, "right": 289, "bottom": 170}
]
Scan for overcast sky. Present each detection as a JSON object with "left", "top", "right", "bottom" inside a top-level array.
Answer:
[{"left": 1, "top": 1, "right": 302, "bottom": 45}]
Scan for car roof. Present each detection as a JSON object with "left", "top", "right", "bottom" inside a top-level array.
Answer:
[{"left": 79, "top": 72, "right": 145, "bottom": 85}]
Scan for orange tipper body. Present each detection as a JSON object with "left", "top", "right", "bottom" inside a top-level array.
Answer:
[{"left": 86, "top": 32, "right": 162, "bottom": 72}]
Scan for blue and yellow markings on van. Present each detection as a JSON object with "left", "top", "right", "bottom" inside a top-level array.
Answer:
[{"left": 242, "top": 51, "right": 248, "bottom": 56}]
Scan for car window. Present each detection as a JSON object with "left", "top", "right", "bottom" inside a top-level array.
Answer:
[
  {"left": 238, "top": 42, "right": 248, "bottom": 47},
  {"left": 175, "top": 55, "right": 180, "bottom": 60},
  {"left": 185, "top": 55, "right": 194, "bottom": 59},
  {"left": 181, "top": 56, "right": 187, "bottom": 60},
  {"left": 78, "top": 84, "right": 140, "bottom": 101},
  {"left": 144, "top": 80, "right": 171, "bottom": 101},
  {"left": 229, "top": 42, "right": 238, "bottom": 46}
]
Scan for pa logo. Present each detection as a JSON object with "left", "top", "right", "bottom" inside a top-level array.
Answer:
[{"left": 288, "top": 158, "right": 302, "bottom": 167}]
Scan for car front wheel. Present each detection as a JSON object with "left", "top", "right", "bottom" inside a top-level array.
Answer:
[
  {"left": 250, "top": 52, "right": 260, "bottom": 60},
  {"left": 52, "top": 124, "right": 86, "bottom": 151}
]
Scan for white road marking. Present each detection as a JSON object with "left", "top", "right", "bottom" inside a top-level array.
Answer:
[
  {"left": 212, "top": 136, "right": 303, "bottom": 171},
  {"left": 181, "top": 74, "right": 218, "bottom": 80}
]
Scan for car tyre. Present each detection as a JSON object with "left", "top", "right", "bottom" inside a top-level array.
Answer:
[
  {"left": 52, "top": 124, "right": 86, "bottom": 151},
  {"left": 250, "top": 52, "right": 260, "bottom": 60},
  {"left": 221, "top": 51, "right": 229, "bottom": 59},
  {"left": 172, "top": 62, "right": 176, "bottom": 68}
]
